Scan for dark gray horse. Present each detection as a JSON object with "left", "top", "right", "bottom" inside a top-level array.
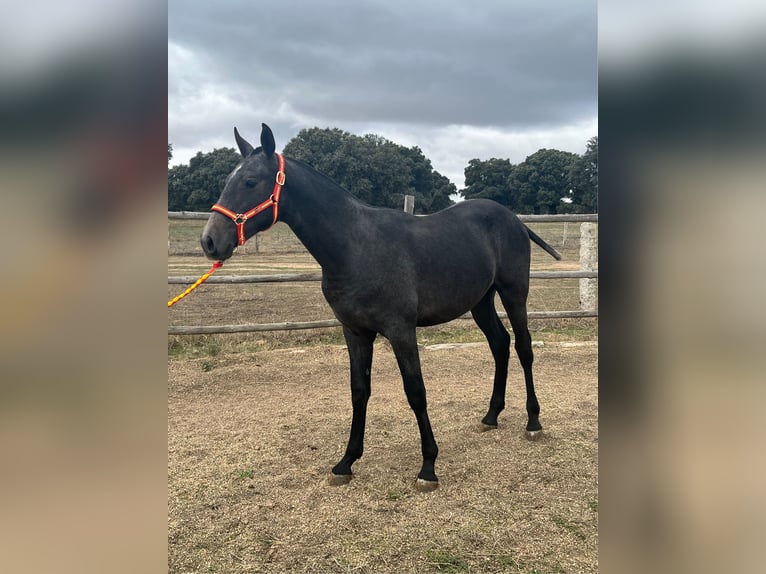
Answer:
[{"left": 201, "top": 124, "right": 561, "bottom": 491}]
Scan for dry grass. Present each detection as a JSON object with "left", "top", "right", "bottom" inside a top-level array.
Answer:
[{"left": 168, "top": 343, "right": 597, "bottom": 573}]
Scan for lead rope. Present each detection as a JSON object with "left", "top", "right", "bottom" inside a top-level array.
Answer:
[{"left": 167, "top": 261, "right": 223, "bottom": 308}]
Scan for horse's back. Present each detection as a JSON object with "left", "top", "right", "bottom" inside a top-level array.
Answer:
[{"left": 412, "top": 199, "right": 530, "bottom": 259}]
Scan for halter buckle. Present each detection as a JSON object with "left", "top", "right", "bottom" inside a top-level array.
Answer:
[
  {"left": 233, "top": 214, "right": 247, "bottom": 225},
  {"left": 276, "top": 171, "right": 285, "bottom": 186}
]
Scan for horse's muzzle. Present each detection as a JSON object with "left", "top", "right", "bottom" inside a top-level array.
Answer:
[{"left": 200, "top": 230, "right": 235, "bottom": 261}]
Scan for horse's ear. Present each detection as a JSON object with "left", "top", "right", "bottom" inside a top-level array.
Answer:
[
  {"left": 234, "top": 127, "right": 254, "bottom": 157},
  {"left": 261, "top": 123, "right": 276, "bottom": 157}
]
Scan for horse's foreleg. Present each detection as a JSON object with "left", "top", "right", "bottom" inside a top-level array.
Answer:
[
  {"left": 387, "top": 327, "right": 439, "bottom": 492},
  {"left": 330, "top": 327, "right": 376, "bottom": 485}
]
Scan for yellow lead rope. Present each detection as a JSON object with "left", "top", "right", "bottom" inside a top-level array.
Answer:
[{"left": 168, "top": 261, "right": 223, "bottom": 307}]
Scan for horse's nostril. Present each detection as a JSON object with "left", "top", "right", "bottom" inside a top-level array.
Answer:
[{"left": 201, "top": 233, "right": 215, "bottom": 254}]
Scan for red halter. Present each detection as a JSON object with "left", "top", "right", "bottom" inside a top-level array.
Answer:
[{"left": 211, "top": 153, "right": 286, "bottom": 246}]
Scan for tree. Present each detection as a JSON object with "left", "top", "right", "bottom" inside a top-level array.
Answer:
[
  {"left": 460, "top": 151, "right": 577, "bottom": 214},
  {"left": 167, "top": 147, "right": 240, "bottom": 211},
  {"left": 283, "top": 128, "right": 455, "bottom": 213},
  {"left": 567, "top": 136, "right": 597, "bottom": 213},
  {"left": 167, "top": 163, "right": 189, "bottom": 211},
  {"left": 460, "top": 158, "right": 515, "bottom": 206},
  {"left": 168, "top": 142, "right": 173, "bottom": 163},
  {"left": 459, "top": 138, "right": 596, "bottom": 214},
  {"left": 506, "top": 149, "right": 578, "bottom": 214}
]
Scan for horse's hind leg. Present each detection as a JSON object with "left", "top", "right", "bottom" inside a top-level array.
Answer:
[
  {"left": 330, "top": 326, "right": 376, "bottom": 485},
  {"left": 496, "top": 284, "right": 543, "bottom": 440},
  {"left": 471, "top": 289, "right": 511, "bottom": 430}
]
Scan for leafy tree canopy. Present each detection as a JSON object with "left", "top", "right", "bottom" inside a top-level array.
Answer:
[
  {"left": 461, "top": 158, "right": 515, "bottom": 207},
  {"left": 566, "top": 136, "right": 597, "bottom": 213},
  {"left": 507, "top": 148, "right": 579, "bottom": 215},
  {"left": 168, "top": 147, "right": 240, "bottom": 211},
  {"left": 460, "top": 138, "right": 597, "bottom": 214}
]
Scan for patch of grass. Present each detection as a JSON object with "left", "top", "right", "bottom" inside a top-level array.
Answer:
[
  {"left": 168, "top": 335, "right": 222, "bottom": 359},
  {"left": 495, "top": 553, "right": 525, "bottom": 570},
  {"left": 237, "top": 468, "right": 255, "bottom": 480},
  {"left": 589, "top": 499, "right": 598, "bottom": 512},
  {"left": 384, "top": 488, "right": 409, "bottom": 502},
  {"left": 533, "top": 553, "right": 568, "bottom": 574},
  {"left": 425, "top": 549, "right": 469, "bottom": 573},
  {"left": 551, "top": 515, "right": 587, "bottom": 541},
  {"left": 418, "top": 324, "right": 487, "bottom": 346}
]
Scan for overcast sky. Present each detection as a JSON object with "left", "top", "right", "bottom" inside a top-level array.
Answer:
[{"left": 168, "top": 0, "right": 597, "bottom": 190}]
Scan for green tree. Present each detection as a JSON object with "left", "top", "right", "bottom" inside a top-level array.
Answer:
[
  {"left": 460, "top": 158, "right": 515, "bottom": 206},
  {"left": 506, "top": 149, "right": 579, "bottom": 214},
  {"left": 567, "top": 136, "right": 597, "bottom": 213},
  {"left": 167, "top": 147, "right": 240, "bottom": 211},
  {"left": 167, "top": 163, "right": 189, "bottom": 210},
  {"left": 459, "top": 139, "right": 596, "bottom": 214},
  {"left": 168, "top": 142, "right": 173, "bottom": 163},
  {"left": 283, "top": 127, "right": 455, "bottom": 213}
]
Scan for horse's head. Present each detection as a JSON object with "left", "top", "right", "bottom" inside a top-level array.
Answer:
[{"left": 200, "top": 123, "right": 283, "bottom": 261}]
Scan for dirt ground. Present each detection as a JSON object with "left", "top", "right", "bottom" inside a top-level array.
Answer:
[{"left": 168, "top": 341, "right": 597, "bottom": 573}]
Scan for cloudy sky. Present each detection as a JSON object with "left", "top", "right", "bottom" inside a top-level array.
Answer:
[{"left": 168, "top": 0, "right": 597, "bottom": 190}]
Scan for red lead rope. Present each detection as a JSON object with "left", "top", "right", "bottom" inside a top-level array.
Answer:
[{"left": 211, "top": 153, "right": 285, "bottom": 245}]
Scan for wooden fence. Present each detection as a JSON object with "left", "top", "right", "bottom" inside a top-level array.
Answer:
[{"left": 168, "top": 212, "right": 597, "bottom": 335}]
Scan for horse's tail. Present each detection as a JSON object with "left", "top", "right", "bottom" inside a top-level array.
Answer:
[{"left": 525, "top": 225, "right": 562, "bottom": 260}]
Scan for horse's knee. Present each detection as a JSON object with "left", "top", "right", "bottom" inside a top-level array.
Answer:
[
  {"left": 406, "top": 390, "right": 427, "bottom": 413},
  {"left": 402, "top": 376, "right": 427, "bottom": 409},
  {"left": 351, "top": 390, "right": 370, "bottom": 409},
  {"left": 514, "top": 340, "right": 533, "bottom": 367}
]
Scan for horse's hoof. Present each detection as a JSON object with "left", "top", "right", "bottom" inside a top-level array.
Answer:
[
  {"left": 525, "top": 429, "right": 543, "bottom": 441},
  {"left": 415, "top": 478, "right": 439, "bottom": 492},
  {"left": 479, "top": 422, "right": 498, "bottom": 432},
  {"left": 328, "top": 473, "right": 353, "bottom": 486}
]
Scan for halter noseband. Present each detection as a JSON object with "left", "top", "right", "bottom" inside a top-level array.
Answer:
[{"left": 211, "top": 153, "right": 286, "bottom": 246}]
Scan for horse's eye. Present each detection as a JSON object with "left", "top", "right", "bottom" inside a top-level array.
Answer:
[{"left": 245, "top": 179, "right": 256, "bottom": 188}]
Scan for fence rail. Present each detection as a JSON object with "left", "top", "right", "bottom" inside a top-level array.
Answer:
[
  {"left": 168, "top": 270, "right": 598, "bottom": 285},
  {"left": 169, "top": 211, "right": 599, "bottom": 223},
  {"left": 168, "top": 212, "right": 598, "bottom": 335}
]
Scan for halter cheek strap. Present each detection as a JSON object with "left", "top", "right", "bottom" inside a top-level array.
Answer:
[{"left": 211, "top": 153, "right": 285, "bottom": 246}]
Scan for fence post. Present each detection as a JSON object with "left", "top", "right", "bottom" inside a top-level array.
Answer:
[
  {"left": 579, "top": 222, "right": 597, "bottom": 312},
  {"left": 403, "top": 195, "right": 415, "bottom": 214}
]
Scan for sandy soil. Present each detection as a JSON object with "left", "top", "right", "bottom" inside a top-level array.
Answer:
[{"left": 168, "top": 342, "right": 597, "bottom": 573}]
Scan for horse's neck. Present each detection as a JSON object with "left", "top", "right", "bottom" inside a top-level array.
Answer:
[{"left": 279, "top": 160, "right": 362, "bottom": 275}]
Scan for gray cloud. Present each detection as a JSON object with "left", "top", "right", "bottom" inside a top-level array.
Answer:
[{"left": 169, "top": 0, "right": 597, "bottom": 188}]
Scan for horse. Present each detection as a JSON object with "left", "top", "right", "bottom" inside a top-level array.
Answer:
[{"left": 200, "top": 124, "right": 562, "bottom": 492}]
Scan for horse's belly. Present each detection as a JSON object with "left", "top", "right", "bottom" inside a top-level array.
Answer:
[{"left": 415, "top": 278, "right": 492, "bottom": 327}]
